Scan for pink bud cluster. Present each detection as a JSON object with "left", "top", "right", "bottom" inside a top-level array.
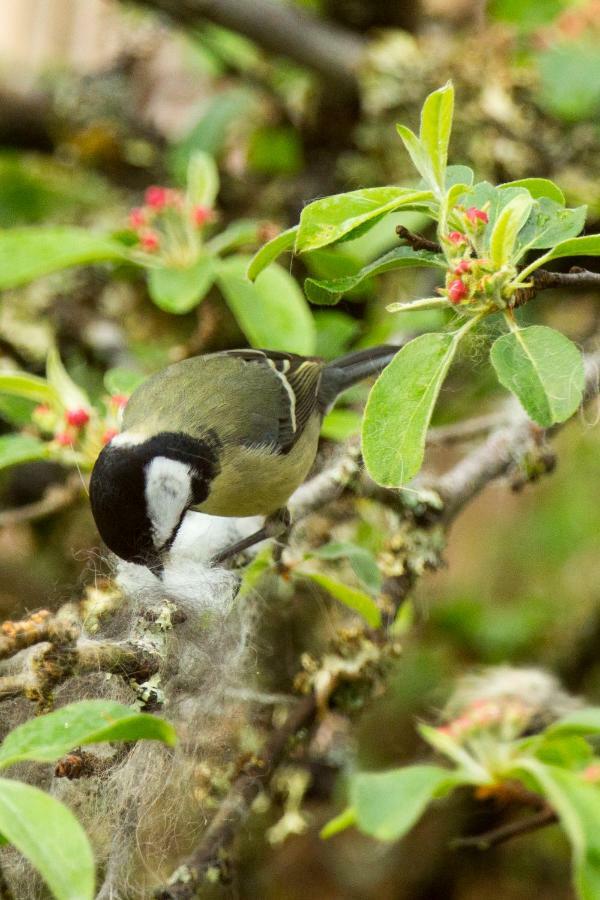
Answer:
[
  {"left": 33, "top": 398, "right": 125, "bottom": 450},
  {"left": 128, "top": 185, "right": 216, "bottom": 254},
  {"left": 437, "top": 698, "right": 528, "bottom": 743},
  {"left": 442, "top": 207, "right": 491, "bottom": 306}
]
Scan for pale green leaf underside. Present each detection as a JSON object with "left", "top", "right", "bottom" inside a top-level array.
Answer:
[
  {"left": 513, "top": 760, "right": 600, "bottom": 900},
  {"left": 490, "top": 326, "right": 584, "bottom": 427},
  {"left": 0, "top": 434, "right": 51, "bottom": 471},
  {"left": 0, "top": 372, "right": 58, "bottom": 405},
  {"left": 419, "top": 81, "right": 454, "bottom": 191},
  {"left": 0, "top": 227, "right": 127, "bottom": 290},
  {"left": 0, "top": 778, "right": 95, "bottom": 900},
  {"left": 351, "top": 765, "right": 455, "bottom": 841},
  {"left": 304, "top": 246, "right": 446, "bottom": 305},
  {"left": 489, "top": 193, "right": 534, "bottom": 267},
  {"left": 362, "top": 333, "right": 458, "bottom": 486},
  {"left": 217, "top": 257, "right": 316, "bottom": 355},
  {"left": 246, "top": 226, "right": 298, "bottom": 280},
  {"left": 148, "top": 257, "right": 215, "bottom": 314}
]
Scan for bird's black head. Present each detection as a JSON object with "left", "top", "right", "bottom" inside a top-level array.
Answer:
[{"left": 89, "top": 431, "right": 219, "bottom": 570}]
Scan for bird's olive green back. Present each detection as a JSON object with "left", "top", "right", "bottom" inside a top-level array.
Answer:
[{"left": 122, "top": 354, "right": 298, "bottom": 449}]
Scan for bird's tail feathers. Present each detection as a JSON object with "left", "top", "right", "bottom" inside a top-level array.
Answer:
[{"left": 319, "top": 342, "right": 403, "bottom": 407}]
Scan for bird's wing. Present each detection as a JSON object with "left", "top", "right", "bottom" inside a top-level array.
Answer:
[{"left": 214, "top": 349, "right": 324, "bottom": 453}]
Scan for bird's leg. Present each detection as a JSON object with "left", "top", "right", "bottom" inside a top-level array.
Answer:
[{"left": 211, "top": 508, "right": 292, "bottom": 565}]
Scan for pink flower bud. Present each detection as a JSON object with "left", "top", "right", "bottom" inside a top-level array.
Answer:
[
  {"left": 453, "top": 260, "right": 471, "bottom": 275},
  {"left": 65, "top": 408, "right": 90, "bottom": 428},
  {"left": 55, "top": 431, "right": 74, "bottom": 447},
  {"left": 102, "top": 428, "right": 119, "bottom": 445},
  {"left": 448, "top": 231, "right": 467, "bottom": 245},
  {"left": 466, "top": 207, "right": 489, "bottom": 225},
  {"left": 144, "top": 186, "right": 169, "bottom": 210},
  {"left": 34, "top": 404, "right": 50, "bottom": 416},
  {"left": 110, "top": 394, "right": 129, "bottom": 409},
  {"left": 128, "top": 207, "right": 146, "bottom": 230},
  {"left": 140, "top": 230, "right": 160, "bottom": 252},
  {"left": 448, "top": 279, "right": 467, "bottom": 303},
  {"left": 192, "top": 205, "right": 214, "bottom": 227}
]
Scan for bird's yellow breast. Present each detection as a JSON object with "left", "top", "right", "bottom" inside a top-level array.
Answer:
[{"left": 195, "top": 414, "right": 321, "bottom": 517}]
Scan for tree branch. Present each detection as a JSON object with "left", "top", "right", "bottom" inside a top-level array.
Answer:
[
  {"left": 154, "top": 694, "right": 318, "bottom": 898},
  {"left": 127, "top": 0, "right": 365, "bottom": 95},
  {"left": 453, "top": 808, "right": 557, "bottom": 851}
]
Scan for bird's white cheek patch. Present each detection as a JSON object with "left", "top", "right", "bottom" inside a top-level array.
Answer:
[{"left": 145, "top": 456, "right": 193, "bottom": 549}]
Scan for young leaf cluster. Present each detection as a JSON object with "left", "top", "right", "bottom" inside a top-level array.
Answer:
[
  {"left": 322, "top": 704, "right": 600, "bottom": 900},
  {"left": 0, "top": 152, "right": 315, "bottom": 356},
  {"left": 249, "top": 82, "right": 596, "bottom": 487}
]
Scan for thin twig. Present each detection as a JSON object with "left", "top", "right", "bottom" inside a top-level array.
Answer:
[
  {"left": 154, "top": 695, "right": 317, "bottom": 899},
  {"left": 453, "top": 808, "right": 557, "bottom": 850},
  {"left": 396, "top": 225, "right": 441, "bottom": 253}
]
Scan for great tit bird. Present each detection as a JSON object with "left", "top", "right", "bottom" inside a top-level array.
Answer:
[{"left": 89, "top": 345, "right": 399, "bottom": 571}]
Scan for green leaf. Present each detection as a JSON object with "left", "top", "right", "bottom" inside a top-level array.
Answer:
[
  {"left": 237, "top": 546, "right": 273, "bottom": 600},
  {"left": 217, "top": 257, "right": 316, "bottom": 355},
  {"left": 304, "top": 573, "right": 382, "bottom": 628},
  {"left": 548, "top": 708, "right": 600, "bottom": 738},
  {"left": 396, "top": 125, "right": 433, "bottom": 188},
  {"left": 499, "top": 178, "right": 565, "bottom": 205},
  {"left": 0, "top": 434, "right": 51, "bottom": 471},
  {"left": 205, "top": 219, "right": 259, "bottom": 256},
  {"left": 515, "top": 198, "right": 587, "bottom": 259},
  {"left": 247, "top": 125, "right": 303, "bottom": 175},
  {"left": 46, "top": 347, "right": 90, "bottom": 411},
  {"left": 351, "top": 765, "right": 458, "bottom": 841},
  {"left": 537, "top": 42, "right": 600, "bottom": 123},
  {"left": 513, "top": 760, "right": 600, "bottom": 900},
  {"left": 0, "top": 778, "right": 94, "bottom": 900},
  {"left": 295, "top": 188, "right": 432, "bottom": 254},
  {"left": 0, "top": 372, "right": 58, "bottom": 405},
  {"left": 445, "top": 165, "right": 474, "bottom": 188},
  {"left": 311, "top": 541, "right": 382, "bottom": 594},
  {"left": 537, "top": 235, "right": 600, "bottom": 265},
  {"left": 246, "top": 226, "right": 298, "bottom": 280},
  {"left": 103, "top": 368, "right": 145, "bottom": 397},
  {"left": 320, "top": 806, "right": 357, "bottom": 839},
  {"left": 419, "top": 81, "right": 454, "bottom": 193},
  {"left": 0, "top": 227, "right": 127, "bottom": 290},
  {"left": 0, "top": 699, "right": 176, "bottom": 769},
  {"left": 534, "top": 736, "right": 593, "bottom": 770},
  {"left": 186, "top": 151, "right": 219, "bottom": 207},
  {"left": 362, "top": 332, "right": 459, "bottom": 486},
  {"left": 304, "top": 246, "right": 446, "bottom": 305},
  {"left": 490, "top": 326, "right": 585, "bottom": 427},
  {"left": 147, "top": 257, "right": 215, "bottom": 314},
  {"left": 489, "top": 193, "right": 534, "bottom": 267},
  {"left": 314, "top": 310, "right": 361, "bottom": 360},
  {"left": 320, "top": 408, "right": 362, "bottom": 442}
]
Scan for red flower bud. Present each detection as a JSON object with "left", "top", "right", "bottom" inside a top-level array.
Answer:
[
  {"left": 140, "top": 230, "right": 160, "bottom": 252},
  {"left": 448, "top": 279, "right": 468, "bottom": 304},
  {"left": 144, "top": 186, "right": 169, "bottom": 210},
  {"left": 466, "top": 206, "right": 489, "bottom": 225},
  {"left": 128, "top": 207, "right": 146, "bottom": 230},
  {"left": 65, "top": 408, "right": 90, "bottom": 428},
  {"left": 102, "top": 428, "right": 119, "bottom": 445},
  {"left": 192, "top": 205, "right": 214, "bottom": 227},
  {"left": 55, "top": 431, "right": 74, "bottom": 447},
  {"left": 448, "top": 231, "right": 467, "bottom": 245},
  {"left": 110, "top": 394, "right": 129, "bottom": 409},
  {"left": 453, "top": 260, "right": 471, "bottom": 275}
]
